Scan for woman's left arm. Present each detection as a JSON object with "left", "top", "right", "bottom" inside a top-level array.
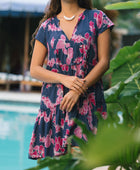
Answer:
[
  {"left": 84, "top": 28, "right": 111, "bottom": 88},
  {"left": 60, "top": 29, "right": 111, "bottom": 112}
]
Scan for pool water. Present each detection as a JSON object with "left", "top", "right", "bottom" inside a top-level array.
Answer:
[{"left": 0, "top": 101, "right": 47, "bottom": 170}]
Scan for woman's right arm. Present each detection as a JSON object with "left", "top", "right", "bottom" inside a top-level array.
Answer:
[
  {"left": 30, "top": 40, "right": 63, "bottom": 83},
  {"left": 30, "top": 40, "right": 86, "bottom": 94}
]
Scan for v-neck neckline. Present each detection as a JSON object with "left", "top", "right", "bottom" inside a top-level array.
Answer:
[{"left": 55, "top": 9, "right": 87, "bottom": 42}]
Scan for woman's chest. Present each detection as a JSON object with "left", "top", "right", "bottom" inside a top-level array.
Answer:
[{"left": 47, "top": 18, "right": 97, "bottom": 49}]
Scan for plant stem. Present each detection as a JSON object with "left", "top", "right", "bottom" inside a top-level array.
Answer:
[
  {"left": 128, "top": 64, "right": 140, "bottom": 90},
  {"left": 117, "top": 101, "right": 133, "bottom": 125}
]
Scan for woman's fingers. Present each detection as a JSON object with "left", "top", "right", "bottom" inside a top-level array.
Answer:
[
  {"left": 66, "top": 99, "right": 74, "bottom": 112},
  {"left": 60, "top": 90, "right": 80, "bottom": 112},
  {"left": 60, "top": 95, "right": 71, "bottom": 111},
  {"left": 60, "top": 97, "right": 66, "bottom": 110},
  {"left": 71, "top": 85, "right": 84, "bottom": 94},
  {"left": 71, "top": 77, "right": 85, "bottom": 94},
  {"left": 71, "top": 78, "right": 88, "bottom": 94}
]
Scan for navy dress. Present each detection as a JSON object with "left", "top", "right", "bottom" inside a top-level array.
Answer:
[{"left": 29, "top": 9, "right": 114, "bottom": 159}]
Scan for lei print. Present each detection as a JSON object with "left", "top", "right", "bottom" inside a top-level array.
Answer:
[{"left": 29, "top": 9, "right": 114, "bottom": 159}]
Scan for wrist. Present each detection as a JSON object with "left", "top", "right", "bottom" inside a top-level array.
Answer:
[
  {"left": 57, "top": 73, "right": 65, "bottom": 84},
  {"left": 83, "top": 78, "right": 89, "bottom": 88},
  {"left": 70, "top": 89, "right": 81, "bottom": 96}
]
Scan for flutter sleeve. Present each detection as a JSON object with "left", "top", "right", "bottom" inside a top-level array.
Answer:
[
  {"left": 94, "top": 10, "right": 114, "bottom": 35},
  {"left": 35, "top": 21, "right": 48, "bottom": 48}
]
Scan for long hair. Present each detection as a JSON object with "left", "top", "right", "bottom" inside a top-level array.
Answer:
[{"left": 30, "top": 0, "right": 93, "bottom": 51}]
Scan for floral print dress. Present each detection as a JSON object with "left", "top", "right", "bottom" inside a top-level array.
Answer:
[{"left": 29, "top": 9, "right": 114, "bottom": 159}]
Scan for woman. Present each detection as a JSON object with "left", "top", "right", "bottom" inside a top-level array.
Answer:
[{"left": 29, "top": 0, "right": 114, "bottom": 159}]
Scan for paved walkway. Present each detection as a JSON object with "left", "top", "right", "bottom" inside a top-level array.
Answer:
[{"left": 0, "top": 91, "right": 41, "bottom": 103}]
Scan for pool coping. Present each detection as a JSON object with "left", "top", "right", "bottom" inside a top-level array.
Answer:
[{"left": 0, "top": 91, "right": 41, "bottom": 104}]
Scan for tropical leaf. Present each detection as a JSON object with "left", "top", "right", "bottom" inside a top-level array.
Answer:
[
  {"left": 105, "top": 1, "right": 140, "bottom": 10},
  {"left": 106, "top": 40, "right": 140, "bottom": 74},
  {"left": 104, "top": 71, "right": 140, "bottom": 103},
  {"left": 111, "top": 57, "right": 140, "bottom": 97},
  {"left": 119, "top": 95, "right": 139, "bottom": 116},
  {"left": 133, "top": 101, "right": 140, "bottom": 127},
  {"left": 104, "top": 81, "right": 125, "bottom": 103},
  {"left": 26, "top": 154, "right": 79, "bottom": 170},
  {"left": 82, "top": 125, "right": 140, "bottom": 169}
]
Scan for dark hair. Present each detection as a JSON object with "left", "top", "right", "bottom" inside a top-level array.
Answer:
[{"left": 30, "top": 0, "right": 93, "bottom": 51}]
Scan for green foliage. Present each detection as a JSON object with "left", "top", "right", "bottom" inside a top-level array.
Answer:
[
  {"left": 104, "top": 39, "right": 140, "bottom": 127},
  {"left": 106, "top": 40, "right": 140, "bottom": 74},
  {"left": 105, "top": 1, "right": 140, "bottom": 10},
  {"left": 106, "top": 40, "right": 140, "bottom": 98},
  {"left": 92, "top": 0, "right": 111, "bottom": 9},
  {"left": 104, "top": 71, "right": 140, "bottom": 103}
]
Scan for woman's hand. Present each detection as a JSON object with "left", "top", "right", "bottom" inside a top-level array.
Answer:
[
  {"left": 60, "top": 75, "right": 88, "bottom": 95},
  {"left": 60, "top": 90, "right": 80, "bottom": 112}
]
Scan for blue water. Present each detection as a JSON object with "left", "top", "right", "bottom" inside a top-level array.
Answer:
[{"left": 0, "top": 101, "right": 48, "bottom": 170}]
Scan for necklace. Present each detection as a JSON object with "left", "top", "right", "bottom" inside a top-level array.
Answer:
[
  {"left": 64, "top": 15, "right": 75, "bottom": 21},
  {"left": 63, "top": 8, "right": 80, "bottom": 21}
]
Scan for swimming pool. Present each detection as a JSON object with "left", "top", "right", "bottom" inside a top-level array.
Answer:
[{"left": 0, "top": 100, "right": 41, "bottom": 170}]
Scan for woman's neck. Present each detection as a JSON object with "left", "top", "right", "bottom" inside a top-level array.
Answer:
[{"left": 61, "top": 0, "right": 80, "bottom": 17}]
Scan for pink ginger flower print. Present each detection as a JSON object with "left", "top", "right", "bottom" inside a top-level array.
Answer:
[
  {"left": 87, "top": 109, "right": 94, "bottom": 131},
  {"left": 79, "top": 47, "right": 84, "bottom": 54},
  {"left": 51, "top": 68, "right": 58, "bottom": 73},
  {"left": 79, "top": 99, "right": 89, "bottom": 115},
  {"left": 51, "top": 37, "right": 55, "bottom": 48},
  {"left": 34, "top": 145, "right": 45, "bottom": 156},
  {"left": 56, "top": 39, "right": 66, "bottom": 49},
  {"left": 68, "top": 118, "right": 75, "bottom": 127},
  {"left": 76, "top": 64, "right": 84, "bottom": 78},
  {"left": 55, "top": 124, "right": 61, "bottom": 133},
  {"left": 61, "top": 118, "right": 64, "bottom": 127},
  {"left": 88, "top": 93, "right": 96, "bottom": 106},
  {"left": 61, "top": 34, "right": 66, "bottom": 40},
  {"left": 47, "top": 58, "right": 55, "bottom": 67},
  {"left": 66, "top": 129, "right": 70, "bottom": 135},
  {"left": 61, "top": 65, "right": 69, "bottom": 72},
  {"left": 89, "top": 21, "right": 95, "bottom": 33},
  {"left": 39, "top": 135, "right": 51, "bottom": 148},
  {"left": 97, "top": 106, "right": 107, "bottom": 120},
  {"left": 44, "top": 113, "right": 51, "bottom": 123},
  {"left": 29, "top": 143, "right": 45, "bottom": 159},
  {"left": 45, "top": 84, "right": 52, "bottom": 88},
  {"left": 29, "top": 133, "right": 35, "bottom": 149},
  {"left": 72, "top": 34, "right": 85, "bottom": 43},
  {"left": 55, "top": 87, "right": 63, "bottom": 105},
  {"left": 66, "top": 47, "right": 73, "bottom": 65},
  {"left": 102, "top": 112, "right": 107, "bottom": 120},
  {"left": 81, "top": 15, "right": 85, "bottom": 20},
  {"left": 94, "top": 11, "right": 103, "bottom": 29},
  {"left": 41, "top": 19, "right": 50, "bottom": 30},
  {"left": 92, "top": 58, "right": 97, "bottom": 66},
  {"left": 45, "top": 135, "right": 52, "bottom": 148},
  {"left": 42, "top": 96, "right": 54, "bottom": 108},
  {"left": 56, "top": 35, "right": 69, "bottom": 55},
  {"left": 48, "top": 23, "right": 61, "bottom": 31},
  {"left": 74, "top": 126, "right": 82, "bottom": 138},
  {"left": 74, "top": 56, "right": 83, "bottom": 64},
  {"left": 31, "top": 151, "right": 40, "bottom": 159},
  {"left": 62, "top": 137, "right": 68, "bottom": 147},
  {"left": 85, "top": 32, "right": 89, "bottom": 39},
  {"left": 54, "top": 49, "right": 59, "bottom": 55},
  {"left": 55, "top": 136, "right": 63, "bottom": 152}
]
